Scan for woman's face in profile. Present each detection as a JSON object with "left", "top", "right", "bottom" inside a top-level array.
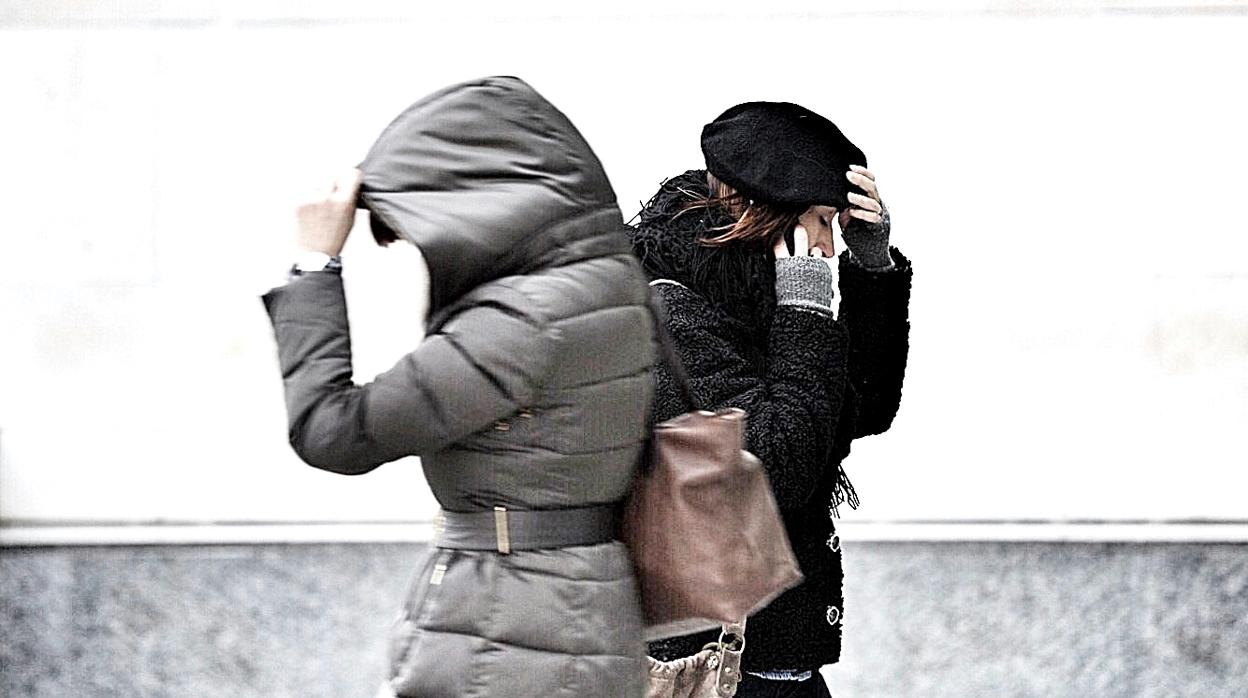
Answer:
[{"left": 797, "top": 204, "right": 839, "bottom": 257}]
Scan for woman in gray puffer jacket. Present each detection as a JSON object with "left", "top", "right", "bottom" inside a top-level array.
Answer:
[{"left": 262, "top": 76, "right": 654, "bottom": 697}]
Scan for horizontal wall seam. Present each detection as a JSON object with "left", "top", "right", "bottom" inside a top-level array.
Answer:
[{"left": 5, "top": 521, "right": 1248, "bottom": 546}]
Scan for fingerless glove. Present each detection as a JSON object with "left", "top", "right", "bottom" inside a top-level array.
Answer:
[{"left": 842, "top": 207, "right": 894, "bottom": 271}]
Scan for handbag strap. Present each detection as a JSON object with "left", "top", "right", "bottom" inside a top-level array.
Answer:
[
  {"left": 646, "top": 283, "right": 702, "bottom": 412},
  {"left": 711, "top": 620, "right": 746, "bottom": 697},
  {"left": 693, "top": 624, "right": 738, "bottom": 694}
]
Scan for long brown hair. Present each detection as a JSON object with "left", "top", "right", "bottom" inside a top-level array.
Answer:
[{"left": 680, "top": 173, "right": 802, "bottom": 246}]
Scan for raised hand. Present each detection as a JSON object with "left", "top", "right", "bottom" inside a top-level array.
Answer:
[
  {"left": 294, "top": 168, "right": 362, "bottom": 257},
  {"left": 839, "top": 165, "right": 894, "bottom": 270}
]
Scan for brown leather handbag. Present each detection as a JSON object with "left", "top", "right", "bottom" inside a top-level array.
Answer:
[{"left": 622, "top": 289, "right": 804, "bottom": 643}]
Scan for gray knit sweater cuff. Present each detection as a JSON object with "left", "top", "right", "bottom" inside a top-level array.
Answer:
[{"left": 775, "top": 256, "right": 836, "bottom": 316}]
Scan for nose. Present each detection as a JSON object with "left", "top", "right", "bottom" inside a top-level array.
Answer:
[{"left": 812, "top": 227, "right": 836, "bottom": 257}]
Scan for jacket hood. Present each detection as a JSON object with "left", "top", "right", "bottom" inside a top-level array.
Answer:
[
  {"left": 357, "top": 76, "right": 624, "bottom": 314},
  {"left": 630, "top": 169, "right": 777, "bottom": 331}
]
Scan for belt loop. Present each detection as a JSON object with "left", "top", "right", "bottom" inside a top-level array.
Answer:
[{"left": 494, "top": 506, "right": 511, "bottom": 554}]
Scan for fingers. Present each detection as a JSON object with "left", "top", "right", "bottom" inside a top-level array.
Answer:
[
  {"left": 845, "top": 168, "right": 884, "bottom": 226},
  {"left": 301, "top": 168, "right": 361, "bottom": 206},
  {"left": 846, "top": 207, "right": 884, "bottom": 225},
  {"left": 773, "top": 232, "right": 791, "bottom": 258},
  {"left": 329, "top": 168, "right": 363, "bottom": 204},
  {"left": 847, "top": 191, "right": 883, "bottom": 214},
  {"left": 775, "top": 224, "right": 833, "bottom": 261},
  {"left": 846, "top": 169, "right": 880, "bottom": 202},
  {"left": 292, "top": 168, "right": 361, "bottom": 257},
  {"left": 792, "top": 225, "right": 810, "bottom": 256},
  {"left": 303, "top": 179, "right": 334, "bottom": 204},
  {"left": 774, "top": 225, "right": 814, "bottom": 258}
]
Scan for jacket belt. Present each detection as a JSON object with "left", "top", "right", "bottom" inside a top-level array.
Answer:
[{"left": 434, "top": 504, "right": 619, "bottom": 554}]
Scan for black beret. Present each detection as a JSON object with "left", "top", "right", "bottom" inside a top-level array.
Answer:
[{"left": 700, "top": 101, "right": 867, "bottom": 209}]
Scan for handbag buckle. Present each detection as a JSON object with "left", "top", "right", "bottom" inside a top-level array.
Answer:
[{"left": 717, "top": 621, "right": 745, "bottom": 651}]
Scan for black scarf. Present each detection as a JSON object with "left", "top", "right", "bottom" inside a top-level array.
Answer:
[{"left": 629, "top": 170, "right": 776, "bottom": 334}]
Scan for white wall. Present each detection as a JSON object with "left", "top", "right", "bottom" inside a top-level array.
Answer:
[{"left": 2, "top": 1, "right": 1246, "bottom": 526}]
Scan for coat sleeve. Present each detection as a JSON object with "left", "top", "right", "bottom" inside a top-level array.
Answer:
[
  {"left": 652, "top": 283, "right": 851, "bottom": 510},
  {"left": 838, "top": 247, "right": 913, "bottom": 438},
  {"left": 261, "top": 272, "right": 553, "bottom": 475}
]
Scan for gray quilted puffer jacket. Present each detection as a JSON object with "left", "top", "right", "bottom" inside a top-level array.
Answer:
[{"left": 262, "top": 76, "right": 654, "bottom": 697}]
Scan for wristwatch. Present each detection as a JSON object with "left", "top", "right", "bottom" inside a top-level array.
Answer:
[{"left": 289, "top": 251, "right": 343, "bottom": 279}]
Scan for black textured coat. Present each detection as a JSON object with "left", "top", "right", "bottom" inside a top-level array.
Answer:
[{"left": 630, "top": 170, "right": 912, "bottom": 672}]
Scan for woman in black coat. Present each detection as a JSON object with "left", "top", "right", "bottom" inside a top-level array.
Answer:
[{"left": 630, "top": 102, "right": 912, "bottom": 697}]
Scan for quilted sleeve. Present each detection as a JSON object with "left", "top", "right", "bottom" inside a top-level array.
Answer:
[{"left": 261, "top": 272, "right": 553, "bottom": 474}]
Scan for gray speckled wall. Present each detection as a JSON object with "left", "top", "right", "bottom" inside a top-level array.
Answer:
[
  {"left": 2, "top": 543, "right": 1246, "bottom": 697},
  {"left": 827, "top": 543, "right": 1247, "bottom": 697}
]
